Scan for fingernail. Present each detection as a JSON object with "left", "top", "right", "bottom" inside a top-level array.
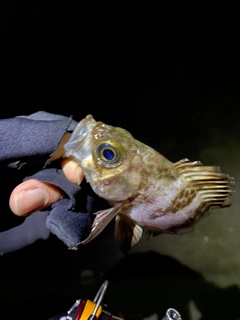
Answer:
[{"left": 14, "top": 189, "right": 48, "bottom": 215}]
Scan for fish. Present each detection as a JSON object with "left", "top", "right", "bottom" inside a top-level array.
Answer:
[{"left": 64, "top": 115, "right": 235, "bottom": 253}]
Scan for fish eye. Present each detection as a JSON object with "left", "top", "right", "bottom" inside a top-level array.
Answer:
[{"left": 95, "top": 139, "right": 123, "bottom": 166}]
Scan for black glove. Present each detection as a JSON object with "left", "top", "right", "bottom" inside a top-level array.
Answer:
[{"left": 0, "top": 111, "right": 95, "bottom": 254}]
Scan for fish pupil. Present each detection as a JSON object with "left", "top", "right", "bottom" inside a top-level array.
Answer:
[{"left": 103, "top": 148, "right": 115, "bottom": 160}]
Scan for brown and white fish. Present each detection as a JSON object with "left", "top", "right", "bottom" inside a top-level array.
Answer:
[{"left": 64, "top": 115, "right": 234, "bottom": 253}]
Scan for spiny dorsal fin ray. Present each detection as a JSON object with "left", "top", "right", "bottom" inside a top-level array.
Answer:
[
  {"left": 174, "top": 158, "right": 202, "bottom": 169},
  {"left": 174, "top": 158, "right": 235, "bottom": 209}
]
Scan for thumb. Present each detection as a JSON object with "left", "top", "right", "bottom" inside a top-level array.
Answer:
[{"left": 9, "top": 179, "right": 65, "bottom": 216}]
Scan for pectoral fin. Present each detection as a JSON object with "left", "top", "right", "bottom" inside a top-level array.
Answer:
[
  {"left": 81, "top": 203, "right": 123, "bottom": 245},
  {"left": 115, "top": 215, "right": 143, "bottom": 253}
]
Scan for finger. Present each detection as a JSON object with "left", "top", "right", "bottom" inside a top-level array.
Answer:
[
  {"left": 9, "top": 179, "right": 65, "bottom": 216},
  {"left": 61, "top": 158, "right": 84, "bottom": 185}
]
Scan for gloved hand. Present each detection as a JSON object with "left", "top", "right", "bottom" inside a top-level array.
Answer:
[
  {"left": 9, "top": 128, "right": 83, "bottom": 216},
  {"left": 0, "top": 111, "right": 97, "bottom": 254}
]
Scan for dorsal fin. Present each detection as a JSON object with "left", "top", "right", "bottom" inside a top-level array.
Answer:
[
  {"left": 174, "top": 158, "right": 234, "bottom": 209},
  {"left": 174, "top": 158, "right": 202, "bottom": 169}
]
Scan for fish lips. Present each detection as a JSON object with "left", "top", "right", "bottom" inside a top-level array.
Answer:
[{"left": 64, "top": 114, "right": 96, "bottom": 162}]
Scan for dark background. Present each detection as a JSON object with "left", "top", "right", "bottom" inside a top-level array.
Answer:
[
  {"left": 1, "top": 1, "right": 240, "bottom": 320},
  {"left": 1, "top": 2, "right": 240, "bottom": 159}
]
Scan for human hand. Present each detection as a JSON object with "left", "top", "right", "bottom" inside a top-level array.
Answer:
[{"left": 9, "top": 133, "right": 84, "bottom": 216}]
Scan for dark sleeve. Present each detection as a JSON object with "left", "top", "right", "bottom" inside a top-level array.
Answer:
[
  {"left": 0, "top": 111, "right": 78, "bottom": 165},
  {"left": 0, "top": 211, "right": 50, "bottom": 254}
]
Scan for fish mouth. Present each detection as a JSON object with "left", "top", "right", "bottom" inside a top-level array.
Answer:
[{"left": 64, "top": 114, "right": 97, "bottom": 162}]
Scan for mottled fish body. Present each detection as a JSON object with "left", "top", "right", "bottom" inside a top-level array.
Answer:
[{"left": 64, "top": 115, "right": 234, "bottom": 252}]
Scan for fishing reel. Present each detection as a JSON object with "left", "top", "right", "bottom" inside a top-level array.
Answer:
[{"left": 57, "top": 280, "right": 182, "bottom": 320}]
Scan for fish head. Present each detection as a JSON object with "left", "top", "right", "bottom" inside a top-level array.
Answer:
[{"left": 64, "top": 115, "right": 147, "bottom": 202}]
